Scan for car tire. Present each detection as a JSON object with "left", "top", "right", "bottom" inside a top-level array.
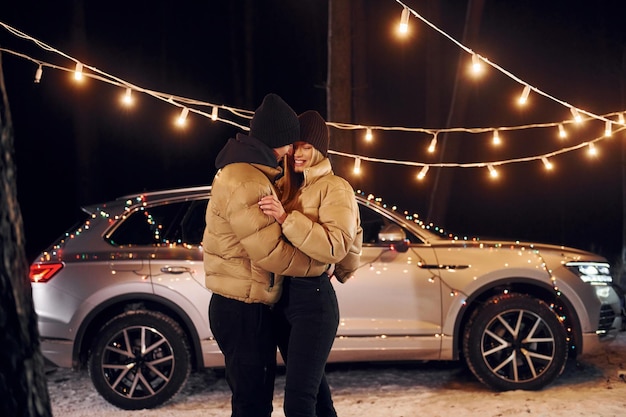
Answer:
[
  {"left": 87, "top": 310, "right": 191, "bottom": 410},
  {"left": 463, "top": 293, "right": 568, "bottom": 391}
]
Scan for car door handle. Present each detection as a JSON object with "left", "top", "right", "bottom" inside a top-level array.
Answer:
[{"left": 160, "top": 266, "right": 193, "bottom": 274}]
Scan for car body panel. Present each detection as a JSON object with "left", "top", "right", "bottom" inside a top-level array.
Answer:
[{"left": 30, "top": 186, "right": 622, "bottom": 385}]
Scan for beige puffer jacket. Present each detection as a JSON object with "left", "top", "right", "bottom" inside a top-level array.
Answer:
[
  {"left": 203, "top": 162, "right": 327, "bottom": 305},
  {"left": 281, "top": 158, "right": 363, "bottom": 283}
]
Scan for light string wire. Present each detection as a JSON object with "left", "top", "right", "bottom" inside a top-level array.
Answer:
[
  {"left": 0, "top": 17, "right": 623, "bottom": 173},
  {"left": 394, "top": 0, "right": 616, "bottom": 125}
]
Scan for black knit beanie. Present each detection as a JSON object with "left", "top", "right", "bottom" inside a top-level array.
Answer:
[
  {"left": 249, "top": 93, "right": 300, "bottom": 149},
  {"left": 298, "top": 110, "right": 329, "bottom": 157}
]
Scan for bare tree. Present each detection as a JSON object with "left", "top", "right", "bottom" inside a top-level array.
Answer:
[{"left": 0, "top": 53, "right": 53, "bottom": 417}]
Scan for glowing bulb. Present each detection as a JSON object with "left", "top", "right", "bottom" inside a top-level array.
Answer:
[
  {"left": 122, "top": 88, "right": 133, "bottom": 106},
  {"left": 417, "top": 165, "right": 429, "bottom": 180},
  {"left": 176, "top": 107, "right": 189, "bottom": 126},
  {"left": 471, "top": 54, "right": 483, "bottom": 75},
  {"left": 558, "top": 123, "right": 567, "bottom": 139},
  {"left": 587, "top": 143, "right": 597, "bottom": 156},
  {"left": 211, "top": 106, "right": 218, "bottom": 121},
  {"left": 428, "top": 137, "right": 437, "bottom": 153},
  {"left": 492, "top": 130, "right": 501, "bottom": 145},
  {"left": 570, "top": 107, "right": 582, "bottom": 123},
  {"left": 605, "top": 120, "right": 612, "bottom": 137},
  {"left": 618, "top": 113, "right": 625, "bottom": 125},
  {"left": 398, "top": 7, "right": 410, "bottom": 34},
  {"left": 487, "top": 164, "right": 498, "bottom": 178},
  {"left": 353, "top": 158, "right": 362, "bottom": 174},
  {"left": 34, "top": 65, "right": 43, "bottom": 83},
  {"left": 365, "top": 128, "right": 373, "bottom": 141},
  {"left": 518, "top": 85, "right": 531, "bottom": 105},
  {"left": 541, "top": 157, "right": 553, "bottom": 170},
  {"left": 74, "top": 62, "right": 83, "bottom": 81}
]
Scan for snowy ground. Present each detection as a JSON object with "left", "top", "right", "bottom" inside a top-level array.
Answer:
[{"left": 47, "top": 332, "right": 626, "bottom": 417}]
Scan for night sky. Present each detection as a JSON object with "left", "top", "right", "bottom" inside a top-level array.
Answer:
[{"left": 2, "top": 1, "right": 626, "bottom": 268}]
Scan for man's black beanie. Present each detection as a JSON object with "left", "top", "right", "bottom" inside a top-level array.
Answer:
[{"left": 249, "top": 93, "right": 300, "bottom": 149}]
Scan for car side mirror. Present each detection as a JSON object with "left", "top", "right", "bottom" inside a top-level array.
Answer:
[{"left": 378, "top": 224, "right": 409, "bottom": 253}]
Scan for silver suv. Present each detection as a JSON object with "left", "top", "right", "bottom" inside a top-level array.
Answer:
[{"left": 30, "top": 186, "right": 622, "bottom": 409}]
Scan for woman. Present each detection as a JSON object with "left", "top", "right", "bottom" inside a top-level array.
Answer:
[{"left": 258, "top": 110, "right": 362, "bottom": 417}]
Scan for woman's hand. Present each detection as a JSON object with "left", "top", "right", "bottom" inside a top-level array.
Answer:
[{"left": 258, "top": 195, "right": 288, "bottom": 224}]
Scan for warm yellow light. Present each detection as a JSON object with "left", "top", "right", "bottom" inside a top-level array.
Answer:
[
  {"left": 471, "top": 54, "right": 483, "bottom": 75},
  {"left": 518, "top": 85, "right": 531, "bottom": 105},
  {"left": 427, "top": 137, "right": 437, "bottom": 153},
  {"left": 74, "top": 62, "right": 83, "bottom": 81},
  {"left": 176, "top": 107, "right": 189, "bottom": 126},
  {"left": 570, "top": 107, "right": 582, "bottom": 123},
  {"left": 122, "top": 88, "right": 133, "bottom": 106},
  {"left": 417, "top": 165, "right": 429, "bottom": 180},
  {"left": 398, "top": 7, "right": 410, "bottom": 35},
  {"left": 604, "top": 120, "right": 612, "bottom": 137},
  {"left": 211, "top": 106, "right": 218, "bottom": 121},
  {"left": 541, "top": 157, "right": 553, "bottom": 170},
  {"left": 487, "top": 164, "right": 498, "bottom": 178},
  {"left": 587, "top": 143, "right": 597, "bottom": 156},
  {"left": 353, "top": 158, "right": 362, "bottom": 174},
  {"left": 619, "top": 113, "right": 625, "bottom": 125},
  {"left": 365, "top": 128, "right": 373, "bottom": 141},
  {"left": 558, "top": 123, "right": 567, "bottom": 139},
  {"left": 492, "top": 130, "right": 501, "bottom": 145}
]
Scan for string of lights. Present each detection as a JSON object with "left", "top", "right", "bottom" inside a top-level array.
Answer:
[{"left": 1, "top": 13, "right": 624, "bottom": 180}]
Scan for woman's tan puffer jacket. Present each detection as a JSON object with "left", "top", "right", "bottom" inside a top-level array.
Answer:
[{"left": 281, "top": 158, "right": 363, "bottom": 283}]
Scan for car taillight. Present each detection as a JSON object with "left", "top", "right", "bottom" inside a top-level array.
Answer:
[{"left": 29, "top": 263, "right": 64, "bottom": 283}]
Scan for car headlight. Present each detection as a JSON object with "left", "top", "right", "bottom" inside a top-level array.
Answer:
[{"left": 566, "top": 261, "right": 613, "bottom": 284}]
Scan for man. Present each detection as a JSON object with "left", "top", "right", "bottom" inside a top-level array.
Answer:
[{"left": 202, "top": 93, "right": 327, "bottom": 417}]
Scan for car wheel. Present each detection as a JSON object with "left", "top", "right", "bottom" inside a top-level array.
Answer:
[
  {"left": 463, "top": 293, "right": 568, "bottom": 391},
  {"left": 87, "top": 310, "right": 191, "bottom": 410}
]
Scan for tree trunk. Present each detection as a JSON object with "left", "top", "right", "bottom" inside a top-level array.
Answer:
[
  {"left": 327, "top": 0, "right": 357, "bottom": 183},
  {"left": 0, "top": 53, "right": 53, "bottom": 417}
]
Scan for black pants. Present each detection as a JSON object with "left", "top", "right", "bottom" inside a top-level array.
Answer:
[
  {"left": 273, "top": 274, "right": 340, "bottom": 417},
  {"left": 209, "top": 293, "right": 276, "bottom": 417}
]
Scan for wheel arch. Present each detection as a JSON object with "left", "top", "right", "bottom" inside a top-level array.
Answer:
[
  {"left": 73, "top": 293, "right": 204, "bottom": 371},
  {"left": 451, "top": 277, "right": 582, "bottom": 360}
]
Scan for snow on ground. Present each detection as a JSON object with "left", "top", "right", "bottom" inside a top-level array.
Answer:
[{"left": 47, "top": 332, "right": 626, "bottom": 417}]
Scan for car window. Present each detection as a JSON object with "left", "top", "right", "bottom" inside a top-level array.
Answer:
[
  {"left": 107, "top": 200, "right": 208, "bottom": 247},
  {"left": 359, "top": 203, "right": 423, "bottom": 245}
]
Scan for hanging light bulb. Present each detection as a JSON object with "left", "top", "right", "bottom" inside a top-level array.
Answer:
[
  {"left": 492, "top": 130, "right": 501, "bottom": 145},
  {"left": 353, "top": 157, "right": 362, "bottom": 174},
  {"left": 121, "top": 87, "right": 133, "bottom": 106},
  {"left": 417, "top": 166, "right": 429, "bottom": 180},
  {"left": 605, "top": 120, "right": 612, "bottom": 137},
  {"left": 364, "top": 128, "right": 373, "bottom": 141},
  {"left": 74, "top": 62, "right": 84, "bottom": 81},
  {"left": 427, "top": 136, "right": 437, "bottom": 153},
  {"left": 471, "top": 54, "right": 483, "bottom": 75},
  {"left": 176, "top": 107, "right": 189, "bottom": 126},
  {"left": 398, "top": 7, "right": 410, "bottom": 34},
  {"left": 34, "top": 65, "right": 43, "bottom": 83},
  {"left": 558, "top": 123, "right": 567, "bottom": 139},
  {"left": 211, "top": 106, "right": 219, "bottom": 121},
  {"left": 618, "top": 113, "right": 625, "bottom": 125},
  {"left": 541, "top": 157, "right": 553, "bottom": 170},
  {"left": 518, "top": 85, "right": 531, "bottom": 105},
  {"left": 587, "top": 143, "right": 597, "bottom": 156},
  {"left": 487, "top": 164, "right": 498, "bottom": 178},
  {"left": 570, "top": 107, "right": 582, "bottom": 123}
]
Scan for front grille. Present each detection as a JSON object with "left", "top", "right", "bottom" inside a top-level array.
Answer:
[{"left": 598, "top": 304, "right": 616, "bottom": 332}]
